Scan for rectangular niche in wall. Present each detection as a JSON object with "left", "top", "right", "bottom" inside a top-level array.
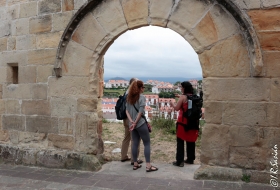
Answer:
[{"left": 7, "top": 63, "right": 18, "bottom": 84}]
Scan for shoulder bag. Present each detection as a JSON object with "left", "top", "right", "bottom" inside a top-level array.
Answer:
[{"left": 133, "top": 105, "right": 152, "bottom": 133}]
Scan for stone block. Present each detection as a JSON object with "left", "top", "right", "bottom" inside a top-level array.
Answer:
[
  {"left": 37, "top": 65, "right": 53, "bottom": 83},
  {"left": 72, "top": 13, "right": 107, "bottom": 51},
  {"left": 229, "top": 126, "right": 259, "bottom": 147},
  {"left": 0, "top": 130, "right": 9, "bottom": 142},
  {"left": 271, "top": 78, "right": 280, "bottom": 102},
  {"left": 232, "top": 0, "right": 261, "bottom": 9},
  {"left": 266, "top": 103, "right": 280, "bottom": 127},
  {"left": 2, "top": 115, "right": 25, "bottom": 131},
  {"left": 18, "top": 66, "right": 37, "bottom": 83},
  {"left": 0, "top": 84, "right": 2, "bottom": 99},
  {"left": 168, "top": 0, "right": 212, "bottom": 36},
  {"left": 0, "top": 66, "right": 7, "bottom": 84},
  {"left": 18, "top": 131, "right": 46, "bottom": 144},
  {"left": 22, "top": 100, "right": 50, "bottom": 116},
  {"left": 74, "top": 0, "right": 87, "bottom": 10},
  {"left": 16, "top": 35, "right": 36, "bottom": 50},
  {"left": 92, "top": 0, "right": 128, "bottom": 36},
  {"left": 258, "top": 127, "right": 280, "bottom": 149},
  {"left": 244, "top": 0, "right": 261, "bottom": 9},
  {"left": 7, "top": 0, "right": 29, "bottom": 6},
  {"left": 121, "top": 0, "right": 149, "bottom": 29},
  {"left": 11, "top": 18, "right": 29, "bottom": 36},
  {"left": 58, "top": 118, "right": 73, "bottom": 135},
  {"left": 0, "top": 0, "right": 5, "bottom": 7},
  {"left": 5, "top": 100, "right": 20, "bottom": 114},
  {"left": 223, "top": 102, "right": 267, "bottom": 126},
  {"left": 199, "top": 35, "right": 250, "bottom": 77},
  {"left": 22, "top": 149, "right": 38, "bottom": 165},
  {"left": 0, "top": 99, "right": 5, "bottom": 114},
  {"left": 0, "top": 50, "right": 28, "bottom": 67},
  {"left": 194, "top": 165, "right": 243, "bottom": 181},
  {"left": 3, "top": 84, "right": 32, "bottom": 99},
  {"left": 6, "top": 4, "right": 19, "bottom": 20},
  {"left": 0, "top": 37, "right": 7, "bottom": 51},
  {"left": 36, "top": 150, "right": 67, "bottom": 168},
  {"left": 28, "top": 48, "right": 56, "bottom": 65},
  {"left": 0, "top": 21, "right": 11, "bottom": 38},
  {"left": 48, "top": 134, "right": 74, "bottom": 150},
  {"left": 258, "top": 31, "right": 280, "bottom": 51},
  {"left": 50, "top": 97, "right": 77, "bottom": 117},
  {"left": 262, "top": 0, "right": 280, "bottom": 8},
  {"left": 248, "top": 8, "right": 280, "bottom": 31},
  {"left": 0, "top": 7, "right": 6, "bottom": 19},
  {"left": 53, "top": 12, "right": 73, "bottom": 32},
  {"left": 26, "top": 116, "right": 58, "bottom": 133},
  {"left": 203, "top": 78, "right": 270, "bottom": 101},
  {"left": 149, "top": 0, "right": 173, "bottom": 26},
  {"left": 29, "top": 15, "right": 52, "bottom": 34},
  {"left": 8, "top": 130, "right": 19, "bottom": 144},
  {"left": 200, "top": 124, "right": 230, "bottom": 166},
  {"left": 36, "top": 31, "right": 63, "bottom": 48},
  {"left": 229, "top": 146, "right": 267, "bottom": 170},
  {"left": 263, "top": 51, "right": 280, "bottom": 77},
  {"left": 74, "top": 113, "right": 99, "bottom": 153},
  {"left": 77, "top": 98, "right": 98, "bottom": 112},
  {"left": 191, "top": 4, "right": 239, "bottom": 49},
  {"left": 62, "top": 0, "right": 74, "bottom": 12},
  {"left": 48, "top": 76, "right": 90, "bottom": 98},
  {"left": 32, "top": 84, "right": 48, "bottom": 100},
  {"left": 38, "top": 0, "right": 61, "bottom": 15},
  {"left": 62, "top": 41, "right": 92, "bottom": 76},
  {"left": 203, "top": 101, "right": 223, "bottom": 124},
  {"left": 7, "top": 37, "right": 16, "bottom": 51},
  {"left": 19, "top": 1, "right": 37, "bottom": 18}
]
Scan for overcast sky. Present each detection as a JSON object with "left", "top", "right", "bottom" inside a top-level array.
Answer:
[{"left": 104, "top": 26, "right": 202, "bottom": 79}]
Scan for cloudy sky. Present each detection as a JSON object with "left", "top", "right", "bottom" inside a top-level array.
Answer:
[{"left": 104, "top": 26, "right": 202, "bottom": 79}]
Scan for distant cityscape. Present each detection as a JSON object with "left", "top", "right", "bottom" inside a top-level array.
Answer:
[
  {"left": 104, "top": 77, "right": 202, "bottom": 84},
  {"left": 102, "top": 78, "right": 203, "bottom": 121}
]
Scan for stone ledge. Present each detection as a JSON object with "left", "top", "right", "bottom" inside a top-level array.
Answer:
[
  {"left": 0, "top": 145, "right": 104, "bottom": 171},
  {"left": 194, "top": 165, "right": 271, "bottom": 185}
]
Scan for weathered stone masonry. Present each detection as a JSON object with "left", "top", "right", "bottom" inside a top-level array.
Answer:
[{"left": 0, "top": 0, "right": 280, "bottom": 184}]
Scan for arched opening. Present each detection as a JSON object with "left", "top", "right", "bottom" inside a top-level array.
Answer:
[{"left": 102, "top": 25, "right": 203, "bottom": 166}]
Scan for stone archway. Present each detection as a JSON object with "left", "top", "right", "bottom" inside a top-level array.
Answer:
[{"left": 50, "top": 0, "right": 270, "bottom": 182}]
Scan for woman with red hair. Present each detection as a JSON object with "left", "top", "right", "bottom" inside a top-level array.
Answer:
[{"left": 126, "top": 80, "right": 158, "bottom": 172}]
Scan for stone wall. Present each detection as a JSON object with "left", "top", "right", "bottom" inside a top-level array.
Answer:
[{"left": 0, "top": 0, "right": 279, "bottom": 183}]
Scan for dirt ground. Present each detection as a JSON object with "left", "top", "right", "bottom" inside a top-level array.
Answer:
[{"left": 102, "top": 122, "right": 201, "bottom": 165}]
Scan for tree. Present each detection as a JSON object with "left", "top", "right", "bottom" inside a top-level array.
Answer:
[
  {"left": 174, "top": 81, "right": 181, "bottom": 86},
  {"left": 144, "top": 84, "right": 153, "bottom": 92},
  {"left": 159, "top": 91, "right": 176, "bottom": 98}
]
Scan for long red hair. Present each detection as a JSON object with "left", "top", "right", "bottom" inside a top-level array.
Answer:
[{"left": 127, "top": 80, "right": 144, "bottom": 105}]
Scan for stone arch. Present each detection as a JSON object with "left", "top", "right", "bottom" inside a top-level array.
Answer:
[
  {"left": 53, "top": 0, "right": 263, "bottom": 77},
  {"left": 49, "top": 0, "right": 270, "bottom": 181}
]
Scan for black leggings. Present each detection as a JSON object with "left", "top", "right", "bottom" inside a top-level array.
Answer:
[
  {"left": 131, "top": 123, "right": 150, "bottom": 163},
  {"left": 176, "top": 137, "right": 195, "bottom": 163}
]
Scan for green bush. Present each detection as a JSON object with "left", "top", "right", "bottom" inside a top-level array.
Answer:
[
  {"left": 241, "top": 174, "right": 251, "bottom": 183},
  {"left": 151, "top": 117, "right": 176, "bottom": 134},
  {"left": 102, "top": 118, "right": 110, "bottom": 123}
]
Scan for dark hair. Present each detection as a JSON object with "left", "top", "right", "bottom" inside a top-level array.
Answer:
[
  {"left": 181, "top": 81, "right": 193, "bottom": 94},
  {"left": 129, "top": 77, "right": 138, "bottom": 85},
  {"left": 127, "top": 80, "right": 144, "bottom": 104}
]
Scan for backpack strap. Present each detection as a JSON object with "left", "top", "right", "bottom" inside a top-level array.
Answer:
[{"left": 133, "top": 105, "right": 147, "bottom": 123}]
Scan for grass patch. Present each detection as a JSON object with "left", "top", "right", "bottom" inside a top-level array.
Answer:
[
  {"left": 241, "top": 174, "right": 251, "bottom": 183},
  {"left": 151, "top": 117, "right": 176, "bottom": 135},
  {"left": 102, "top": 118, "right": 110, "bottom": 123}
]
